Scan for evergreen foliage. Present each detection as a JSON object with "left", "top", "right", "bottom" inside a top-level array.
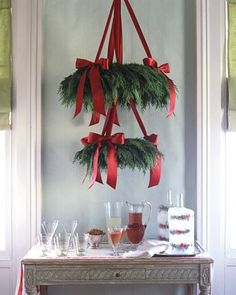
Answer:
[
  {"left": 74, "top": 138, "right": 162, "bottom": 175},
  {"left": 59, "top": 63, "right": 171, "bottom": 112}
]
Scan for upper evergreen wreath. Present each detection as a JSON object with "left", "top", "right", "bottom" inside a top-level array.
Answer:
[{"left": 59, "top": 63, "right": 171, "bottom": 112}]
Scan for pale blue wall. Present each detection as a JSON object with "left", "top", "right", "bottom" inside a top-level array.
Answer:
[{"left": 41, "top": 0, "right": 196, "bottom": 294}]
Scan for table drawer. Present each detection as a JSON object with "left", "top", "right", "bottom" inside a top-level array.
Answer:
[{"left": 89, "top": 268, "right": 146, "bottom": 281}]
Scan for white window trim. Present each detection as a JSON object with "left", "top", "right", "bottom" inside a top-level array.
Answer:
[
  {"left": 196, "top": 0, "right": 226, "bottom": 294},
  {"left": 11, "top": 0, "right": 42, "bottom": 291}
]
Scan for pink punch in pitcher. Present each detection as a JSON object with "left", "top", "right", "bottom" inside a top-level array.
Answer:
[{"left": 126, "top": 201, "right": 152, "bottom": 244}]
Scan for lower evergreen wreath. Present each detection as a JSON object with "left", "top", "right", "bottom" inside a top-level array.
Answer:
[
  {"left": 59, "top": 63, "right": 170, "bottom": 112},
  {"left": 74, "top": 138, "right": 162, "bottom": 174}
]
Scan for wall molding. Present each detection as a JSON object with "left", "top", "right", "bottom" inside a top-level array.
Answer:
[
  {"left": 196, "top": 0, "right": 226, "bottom": 294},
  {"left": 11, "top": 0, "right": 42, "bottom": 292}
]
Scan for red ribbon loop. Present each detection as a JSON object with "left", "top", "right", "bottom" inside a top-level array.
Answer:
[
  {"left": 143, "top": 57, "right": 176, "bottom": 117},
  {"left": 144, "top": 133, "right": 159, "bottom": 146},
  {"left": 144, "top": 133, "right": 162, "bottom": 188},
  {"left": 73, "top": 58, "right": 109, "bottom": 118},
  {"left": 81, "top": 132, "right": 125, "bottom": 189}
]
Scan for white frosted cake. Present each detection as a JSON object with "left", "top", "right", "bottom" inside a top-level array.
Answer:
[
  {"left": 157, "top": 205, "right": 170, "bottom": 241},
  {"left": 168, "top": 207, "right": 194, "bottom": 254}
]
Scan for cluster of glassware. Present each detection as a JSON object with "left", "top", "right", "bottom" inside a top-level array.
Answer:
[
  {"left": 37, "top": 220, "right": 88, "bottom": 257},
  {"left": 105, "top": 201, "right": 152, "bottom": 256},
  {"left": 37, "top": 201, "right": 152, "bottom": 257}
]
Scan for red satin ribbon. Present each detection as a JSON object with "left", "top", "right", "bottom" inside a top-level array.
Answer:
[
  {"left": 143, "top": 57, "right": 176, "bottom": 117},
  {"left": 89, "top": 109, "right": 120, "bottom": 127},
  {"left": 81, "top": 132, "right": 125, "bottom": 189},
  {"left": 129, "top": 99, "right": 162, "bottom": 187},
  {"left": 144, "top": 134, "right": 162, "bottom": 187},
  {"left": 73, "top": 58, "right": 109, "bottom": 118}
]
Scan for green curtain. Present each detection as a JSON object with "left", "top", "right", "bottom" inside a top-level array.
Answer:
[
  {"left": 228, "top": 0, "right": 236, "bottom": 131},
  {"left": 0, "top": 0, "right": 11, "bottom": 130}
]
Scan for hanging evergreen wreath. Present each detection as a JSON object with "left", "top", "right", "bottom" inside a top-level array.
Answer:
[
  {"left": 59, "top": 63, "right": 171, "bottom": 112},
  {"left": 74, "top": 138, "right": 162, "bottom": 175}
]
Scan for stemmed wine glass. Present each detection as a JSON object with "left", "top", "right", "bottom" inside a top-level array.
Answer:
[{"left": 107, "top": 227, "right": 123, "bottom": 256}]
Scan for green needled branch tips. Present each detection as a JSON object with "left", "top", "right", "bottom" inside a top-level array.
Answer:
[
  {"left": 74, "top": 138, "right": 162, "bottom": 176},
  {"left": 59, "top": 63, "right": 171, "bottom": 112}
]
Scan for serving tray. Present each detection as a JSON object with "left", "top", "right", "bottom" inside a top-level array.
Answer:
[{"left": 153, "top": 241, "right": 205, "bottom": 257}]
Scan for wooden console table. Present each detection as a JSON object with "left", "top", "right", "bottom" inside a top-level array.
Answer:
[{"left": 21, "top": 245, "right": 213, "bottom": 295}]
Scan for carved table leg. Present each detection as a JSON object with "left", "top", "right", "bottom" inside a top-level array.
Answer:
[
  {"left": 25, "top": 287, "right": 37, "bottom": 295},
  {"left": 24, "top": 266, "right": 37, "bottom": 295},
  {"left": 41, "top": 286, "right": 48, "bottom": 295},
  {"left": 199, "top": 264, "right": 211, "bottom": 295},
  {"left": 199, "top": 286, "right": 211, "bottom": 295}
]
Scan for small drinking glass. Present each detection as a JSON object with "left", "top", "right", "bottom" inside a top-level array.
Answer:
[
  {"left": 73, "top": 233, "right": 88, "bottom": 256},
  {"left": 107, "top": 227, "right": 123, "bottom": 256},
  {"left": 37, "top": 234, "right": 53, "bottom": 256},
  {"left": 54, "top": 233, "right": 71, "bottom": 256}
]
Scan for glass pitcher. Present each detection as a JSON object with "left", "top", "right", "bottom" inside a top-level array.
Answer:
[{"left": 126, "top": 201, "right": 152, "bottom": 244}]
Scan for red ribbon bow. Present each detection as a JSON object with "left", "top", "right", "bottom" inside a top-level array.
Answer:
[
  {"left": 81, "top": 132, "right": 125, "bottom": 189},
  {"left": 73, "top": 58, "right": 109, "bottom": 118},
  {"left": 144, "top": 133, "right": 162, "bottom": 187},
  {"left": 143, "top": 57, "right": 176, "bottom": 117}
]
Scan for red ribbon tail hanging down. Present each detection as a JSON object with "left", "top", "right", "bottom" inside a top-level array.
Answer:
[
  {"left": 148, "top": 154, "right": 162, "bottom": 188},
  {"left": 106, "top": 132, "right": 125, "bottom": 189},
  {"left": 106, "top": 143, "right": 118, "bottom": 189},
  {"left": 89, "top": 66, "right": 106, "bottom": 116},
  {"left": 143, "top": 57, "right": 176, "bottom": 117},
  {"left": 144, "top": 133, "right": 162, "bottom": 187},
  {"left": 73, "top": 71, "right": 87, "bottom": 118},
  {"left": 81, "top": 134, "right": 104, "bottom": 186},
  {"left": 74, "top": 58, "right": 109, "bottom": 119},
  {"left": 89, "top": 144, "right": 102, "bottom": 188}
]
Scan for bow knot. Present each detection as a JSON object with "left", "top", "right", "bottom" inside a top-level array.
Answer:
[
  {"left": 143, "top": 57, "right": 170, "bottom": 73},
  {"left": 75, "top": 58, "right": 109, "bottom": 71},
  {"left": 82, "top": 132, "right": 125, "bottom": 146},
  {"left": 81, "top": 132, "right": 125, "bottom": 189}
]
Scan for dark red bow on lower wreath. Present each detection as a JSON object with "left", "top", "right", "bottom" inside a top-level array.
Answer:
[
  {"left": 143, "top": 57, "right": 176, "bottom": 117},
  {"left": 73, "top": 58, "right": 109, "bottom": 118},
  {"left": 81, "top": 132, "right": 125, "bottom": 189},
  {"left": 144, "top": 133, "right": 162, "bottom": 188}
]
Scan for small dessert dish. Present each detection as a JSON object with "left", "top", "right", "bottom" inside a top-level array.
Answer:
[{"left": 87, "top": 228, "right": 105, "bottom": 249}]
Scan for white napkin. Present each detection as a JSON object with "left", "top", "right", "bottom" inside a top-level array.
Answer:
[{"left": 121, "top": 240, "right": 169, "bottom": 258}]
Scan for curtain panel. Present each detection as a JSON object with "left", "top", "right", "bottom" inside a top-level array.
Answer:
[
  {"left": 228, "top": 0, "right": 236, "bottom": 131},
  {"left": 0, "top": 0, "right": 11, "bottom": 129}
]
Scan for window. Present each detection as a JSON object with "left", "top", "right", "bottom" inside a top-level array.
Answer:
[
  {"left": 0, "top": 131, "right": 6, "bottom": 251},
  {"left": 0, "top": 130, "right": 10, "bottom": 258}
]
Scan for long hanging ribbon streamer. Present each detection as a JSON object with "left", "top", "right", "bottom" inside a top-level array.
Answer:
[
  {"left": 129, "top": 99, "right": 162, "bottom": 187},
  {"left": 124, "top": 0, "right": 176, "bottom": 117}
]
